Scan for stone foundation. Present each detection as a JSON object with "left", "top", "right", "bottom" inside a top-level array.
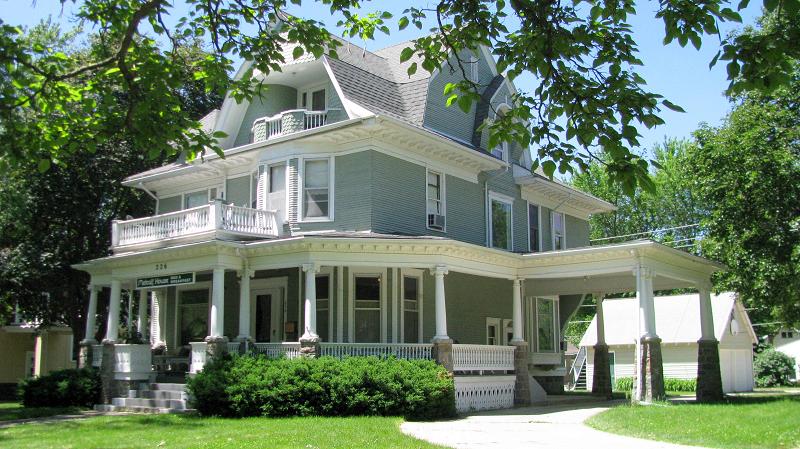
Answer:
[
  {"left": 205, "top": 336, "right": 229, "bottom": 360},
  {"left": 532, "top": 375, "right": 564, "bottom": 395},
  {"left": 432, "top": 338, "right": 454, "bottom": 372},
  {"left": 299, "top": 336, "right": 321, "bottom": 357},
  {"left": 511, "top": 341, "right": 531, "bottom": 406},
  {"left": 696, "top": 339, "right": 724, "bottom": 402},
  {"left": 591, "top": 343, "right": 613, "bottom": 399},
  {"left": 78, "top": 340, "right": 94, "bottom": 369},
  {"left": 637, "top": 336, "right": 665, "bottom": 402},
  {"left": 100, "top": 341, "right": 117, "bottom": 404}
]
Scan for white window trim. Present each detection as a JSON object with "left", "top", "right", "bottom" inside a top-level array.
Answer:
[
  {"left": 399, "top": 268, "right": 424, "bottom": 344},
  {"left": 551, "top": 210, "right": 566, "bottom": 251},
  {"left": 348, "top": 268, "right": 388, "bottom": 343},
  {"left": 298, "top": 84, "right": 328, "bottom": 110},
  {"left": 488, "top": 191, "right": 514, "bottom": 251},
  {"left": 531, "top": 296, "right": 560, "bottom": 353},
  {"left": 425, "top": 169, "right": 446, "bottom": 232},
  {"left": 175, "top": 281, "right": 212, "bottom": 348},
  {"left": 526, "top": 202, "right": 543, "bottom": 253},
  {"left": 468, "top": 55, "right": 479, "bottom": 84},
  {"left": 491, "top": 141, "right": 509, "bottom": 162},
  {"left": 298, "top": 156, "right": 335, "bottom": 223},
  {"left": 160, "top": 185, "right": 223, "bottom": 212}
]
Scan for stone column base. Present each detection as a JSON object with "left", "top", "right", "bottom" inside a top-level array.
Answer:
[
  {"left": 432, "top": 338, "right": 454, "bottom": 372},
  {"left": 100, "top": 341, "right": 117, "bottom": 404},
  {"left": 205, "top": 336, "right": 229, "bottom": 360},
  {"left": 696, "top": 339, "right": 724, "bottom": 402},
  {"left": 299, "top": 336, "right": 321, "bottom": 357},
  {"left": 592, "top": 343, "right": 613, "bottom": 399},
  {"left": 78, "top": 340, "right": 95, "bottom": 369},
  {"left": 510, "top": 341, "right": 531, "bottom": 406},
  {"left": 637, "top": 336, "right": 665, "bottom": 402}
]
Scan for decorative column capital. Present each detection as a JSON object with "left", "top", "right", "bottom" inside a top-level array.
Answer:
[
  {"left": 430, "top": 264, "right": 448, "bottom": 276},
  {"left": 301, "top": 263, "right": 319, "bottom": 274},
  {"left": 237, "top": 267, "right": 255, "bottom": 280},
  {"left": 696, "top": 279, "right": 713, "bottom": 292},
  {"left": 513, "top": 277, "right": 525, "bottom": 286},
  {"left": 633, "top": 265, "right": 655, "bottom": 280}
]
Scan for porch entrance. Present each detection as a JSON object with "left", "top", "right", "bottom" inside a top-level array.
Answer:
[{"left": 253, "top": 287, "right": 284, "bottom": 342}]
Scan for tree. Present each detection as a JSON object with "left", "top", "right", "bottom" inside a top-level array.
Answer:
[
  {"left": 690, "top": 69, "right": 800, "bottom": 329},
  {"left": 0, "top": 22, "right": 225, "bottom": 341},
  {"left": 1, "top": 0, "right": 799, "bottom": 193}
]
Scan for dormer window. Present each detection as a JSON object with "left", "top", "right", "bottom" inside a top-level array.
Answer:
[
  {"left": 491, "top": 141, "right": 508, "bottom": 162},
  {"left": 300, "top": 88, "right": 326, "bottom": 111}
]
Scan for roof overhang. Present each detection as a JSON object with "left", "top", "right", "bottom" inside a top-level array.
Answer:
[{"left": 514, "top": 164, "right": 617, "bottom": 220}]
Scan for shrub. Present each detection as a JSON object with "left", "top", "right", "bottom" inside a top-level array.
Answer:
[
  {"left": 754, "top": 348, "right": 796, "bottom": 387},
  {"left": 613, "top": 377, "right": 696, "bottom": 392},
  {"left": 19, "top": 368, "right": 101, "bottom": 407},
  {"left": 187, "top": 355, "right": 456, "bottom": 420}
]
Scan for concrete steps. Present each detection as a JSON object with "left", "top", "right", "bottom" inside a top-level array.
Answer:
[{"left": 95, "top": 382, "right": 195, "bottom": 414}]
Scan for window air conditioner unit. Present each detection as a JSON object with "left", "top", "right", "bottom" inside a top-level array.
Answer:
[{"left": 428, "top": 214, "right": 445, "bottom": 230}]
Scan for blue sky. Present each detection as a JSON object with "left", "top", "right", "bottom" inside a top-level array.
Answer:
[{"left": 2, "top": 0, "right": 761, "bottom": 155}]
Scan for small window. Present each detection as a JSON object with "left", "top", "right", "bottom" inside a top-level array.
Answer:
[
  {"left": 551, "top": 211, "right": 565, "bottom": 250},
  {"left": 491, "top": 141, "right": 508, "bottom": 162},
  {"left": 426, "top": 170, "right": 445, "bottom": 230},
  {"left": 316, "top": 274, "right": 330, "bottom": 342},
  {"left": 490, "top": 195, "right": 513, "bottom": 251},
  {"left": 536, "top": 298, "right": 556, "bottom": 352},
  {"left": 529, "top": 204, "right": 540, "bottom": 252},
  {"left": 303, "top": 159, "right": 330, "bottom": 220}
]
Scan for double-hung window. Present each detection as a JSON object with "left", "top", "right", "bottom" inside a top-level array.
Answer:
[
  {"left": 184, "top": 188, "right": 218, "bottom": 209},
  {"left": 491, "top": 141, "right": 508, "bottom": 162},
  {"left": 551, "top": 211, "right": 565, "bottom": 250},
  {"left": 302, "top": 158, "right": 331, "bottom": 220},
  {"left": 489, "top": 193, "right": 513, "bottom": 251},
  {"left": 315, "top": 274, "right": 331, "bottom": 342},
  {"left": 528, "top": 204, "right": 540, "bottom": 252},
  {"left": 536, "top": 298, "right": 557, "bottom": 352},
  {"left": 300, "top": 88, "right": 326, "bottom": 111},
  {"left": 426, "top": 170, "right": 445, "bottom": 230}
]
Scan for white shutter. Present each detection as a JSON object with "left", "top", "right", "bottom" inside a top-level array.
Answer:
[{"left": 256, "top": 165, "right": 267, "bottom": 210}]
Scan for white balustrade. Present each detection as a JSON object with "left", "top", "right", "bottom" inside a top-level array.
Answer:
[
  {"left": 113, "top": 344, "right": 152, "bottom": 380},
  {"left": 91, "top": 344, "right": 103, "bottom": 368},
  {"left": 304, "top": 110, "right": 328, "bottom": 130},
  {"left": 252, "top": 342, "right": 301, "bottom": 359},
  {"left": 319, "top": 343, "right": 434, "bottom": 360},
  {"left": 113, "top": 202, "right": 278, "bottom": 248},
  {"left": 226, "top": 341, "right": 241, "bottom": 353},
  {"left": 189, "top": 342, "right": 208, "bottom": 374},
  {"left": 251, "top": 109, "right": 339, "bottom": 143},
  {"left": 454, "top": 375, "right": 516, "bottom": 413},
  {"left": 452, "top": 344, "right": 516, "bottom": 372}
]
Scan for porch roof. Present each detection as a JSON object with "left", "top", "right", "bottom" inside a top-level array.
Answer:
[{"left": 74, "top": 234, "right": 723, "bottom": 294}]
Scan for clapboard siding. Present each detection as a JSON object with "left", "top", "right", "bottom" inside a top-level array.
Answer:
[
  {"left": 233, "top": 84, "right": 298, "bottom": 147},
  {"left": 566, "top": 214, "right": 590, "bottom": 248}
]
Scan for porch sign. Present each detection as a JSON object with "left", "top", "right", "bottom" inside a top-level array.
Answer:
[{"left": 136, "top": 272, "right": 195, "bottom": 289}]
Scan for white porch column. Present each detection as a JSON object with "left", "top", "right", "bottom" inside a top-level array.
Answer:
[
  {"left": 698, "top": 281, "right": 715, "bottom": 341},
  {"left": 432, "top": 265, "right": 449, "bottom": 341},
  {"left": 511, "top": 278, "right": 524, "bottom": 343},
  {"left": 237, "top": 268, "right": 252, "bottom": 341},
  {"left": 209, "top": 267, "right": 225, "bottom": 338},
  {"left": 635, "top": 266, "right": 657, "bottom": 339},
  {"left": 83, "top": 285, "right": 99, "bottom": 343},
  {"left": 594, "top": 292, "right": 607, "bottom": 345},
  {"left": 137, "top": 290, "right": 148, "bottom": 339},
  {"left": 150, "top": 289, "right": 163, "bottom": 346},
  {"left": 301, "top": 263, "right": 319, "bottom": 340},
  {"left": 106, "top": 279, "right": 122, "bottom": 342}
]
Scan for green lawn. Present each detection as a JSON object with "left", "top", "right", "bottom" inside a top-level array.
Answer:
[
  {"left": 586, "top": 393, "right": 800, "bottom": 449},
  {"left": 0, "top": 414, "right": 445, "bottom": 449},
  {"left": 0, "top": 402, "right": 84, "bottom": 422}
]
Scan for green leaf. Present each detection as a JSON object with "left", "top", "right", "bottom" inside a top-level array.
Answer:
[
  {"left": 292, "top": 46, "right": 304, "bottom": 60},
  {"left": 541, "top": 160, "right": 556, "bottom": 178},
  {"left": 457, "top": 95, "right": 472, "bottom": 113},
  {"left": 399, "top": 47, "right": 414, "bottom": 63},
  {"left": 406, "top": 62, "right": 417, "bottom": 76},
  {"left": 662, "top": 100, "right": 686, "bottom": 113},
  {"left": 37, "top": 158, "right": 50, "bottom": 172},
  {"left": 398, "top": 16, "right": 409, "bottom": 30}
]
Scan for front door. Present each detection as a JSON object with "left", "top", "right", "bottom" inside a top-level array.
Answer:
[{"left": 254, "top": 288, "right": 284, "bottom": 342}]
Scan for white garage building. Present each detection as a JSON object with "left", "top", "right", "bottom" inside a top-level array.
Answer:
[{"left": 579, "top": 292, "right": 756, "bottom": 393}]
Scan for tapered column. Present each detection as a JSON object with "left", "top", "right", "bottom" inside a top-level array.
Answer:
[
  {"left": 300, "top": 263, "right": 320, "bottom": 357},
  {"left": 105, "top": 279, "right": 122, "bottom": 343},
  {"left": 432, "top": 265, "right": 449, "bottom": 341},
  {"left": 633, "top": 265, "right": 664, "bottom": 403},
  {"left": 511, "top": 278, "right": 524, "bottom": 343},
  {"left": 79, "top": 285, "right": 100, "bottom": 368},
  {"left": 137, "top": 290, "right": 148, "bottom": 339},
  {"left": 696, "top": 280, "right": 723, "bottom": 402},
  {"left": 591, "top": 292, "right": 613, "bottom": 398},
  {"left": 209, "top": 267, "right": 225, "bottom": 338},
  {"left": 237, "top": 267, "right": 252, "bottom": 342}
]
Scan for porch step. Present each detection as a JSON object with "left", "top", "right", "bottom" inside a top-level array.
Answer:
[{"left": 95, "top": 382, "right": 194, "bottom": 414}]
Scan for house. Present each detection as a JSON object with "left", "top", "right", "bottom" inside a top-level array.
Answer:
[
  {"left": 0, "top": 311, "right": 75, "bottom": 399},
  {"left": 577, "top": 293, "right": 756, "bottom": 393},
  {"left": 73, "top": 29, "right": 727, "bottom": 412},
  {"left": 774, "top": 328, "right": 800, "bottom": 380}
]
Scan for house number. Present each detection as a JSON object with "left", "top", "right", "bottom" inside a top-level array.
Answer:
[{"left": 155, "top": 263, "right": 168, "bottom": 271}]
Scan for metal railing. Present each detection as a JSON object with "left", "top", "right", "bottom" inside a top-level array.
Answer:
[{"left": 567, "top": 345, "right": 587, "bottom": 390}]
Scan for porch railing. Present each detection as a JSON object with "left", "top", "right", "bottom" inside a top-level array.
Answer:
[
  {"left": 251, "top": 109, "right": 341, "bottom": 143},
  {"left": 252, "top": 342, "right": 301, "bottom": 359},
  {"left": 319, "top": 343, "right": 434, "bottom": 360},
  {"left": 454, "top": 375, "right": 516, "bottom": 413},
  {"left": 452, "top": 344, "right": 515, "bottom": 372},
  {"left": 567, "top": 345, "right": 587, "bottom": 391},
  {"left": 112, "top": 201, "right": 278, "bottom": 248}
]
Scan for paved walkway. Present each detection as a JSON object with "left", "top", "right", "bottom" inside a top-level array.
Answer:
[{"left": 401, "top": 401, "right": 704, "bottom": 449}]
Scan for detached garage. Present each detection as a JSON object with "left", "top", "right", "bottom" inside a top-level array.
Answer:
[{"left": 579, "top": 292, "right": 756, "bottom": 393}]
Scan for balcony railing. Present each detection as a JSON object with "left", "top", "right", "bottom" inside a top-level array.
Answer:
[
  {"left": 112, "top": 201, "right": 279, "bottom": 248},
  {"left": 251, "top": 108, "right": 342, "bottom": 143}
]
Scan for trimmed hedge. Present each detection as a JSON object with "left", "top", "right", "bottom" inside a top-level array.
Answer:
[
  {"left": 19, "top": 368, "right": 101, "bottom": 407},
  {"left": 187, "top": 355, "right": 456, "bottom": 420},
  {"left": 754, "top": 348, "right": 796, "bottom": 387},
  {"left": 614, "top": 377, "right": 697, "bottom": 392}
]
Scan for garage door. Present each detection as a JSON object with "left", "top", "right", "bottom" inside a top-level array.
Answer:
[{"left": 721, "top": 349, "right": 754, "bottom": 392}]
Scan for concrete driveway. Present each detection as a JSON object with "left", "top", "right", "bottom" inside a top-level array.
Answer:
[{"left": 401, "top": 401, "right": 704, "bottom": 449}]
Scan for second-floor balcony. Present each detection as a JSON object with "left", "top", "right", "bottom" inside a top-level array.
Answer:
[
  {"left": 251, "top": 108, "right": 344, "bottom": 143},
  {"left": 111, "top": 201, "right": 279, "bottom": 251}
]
